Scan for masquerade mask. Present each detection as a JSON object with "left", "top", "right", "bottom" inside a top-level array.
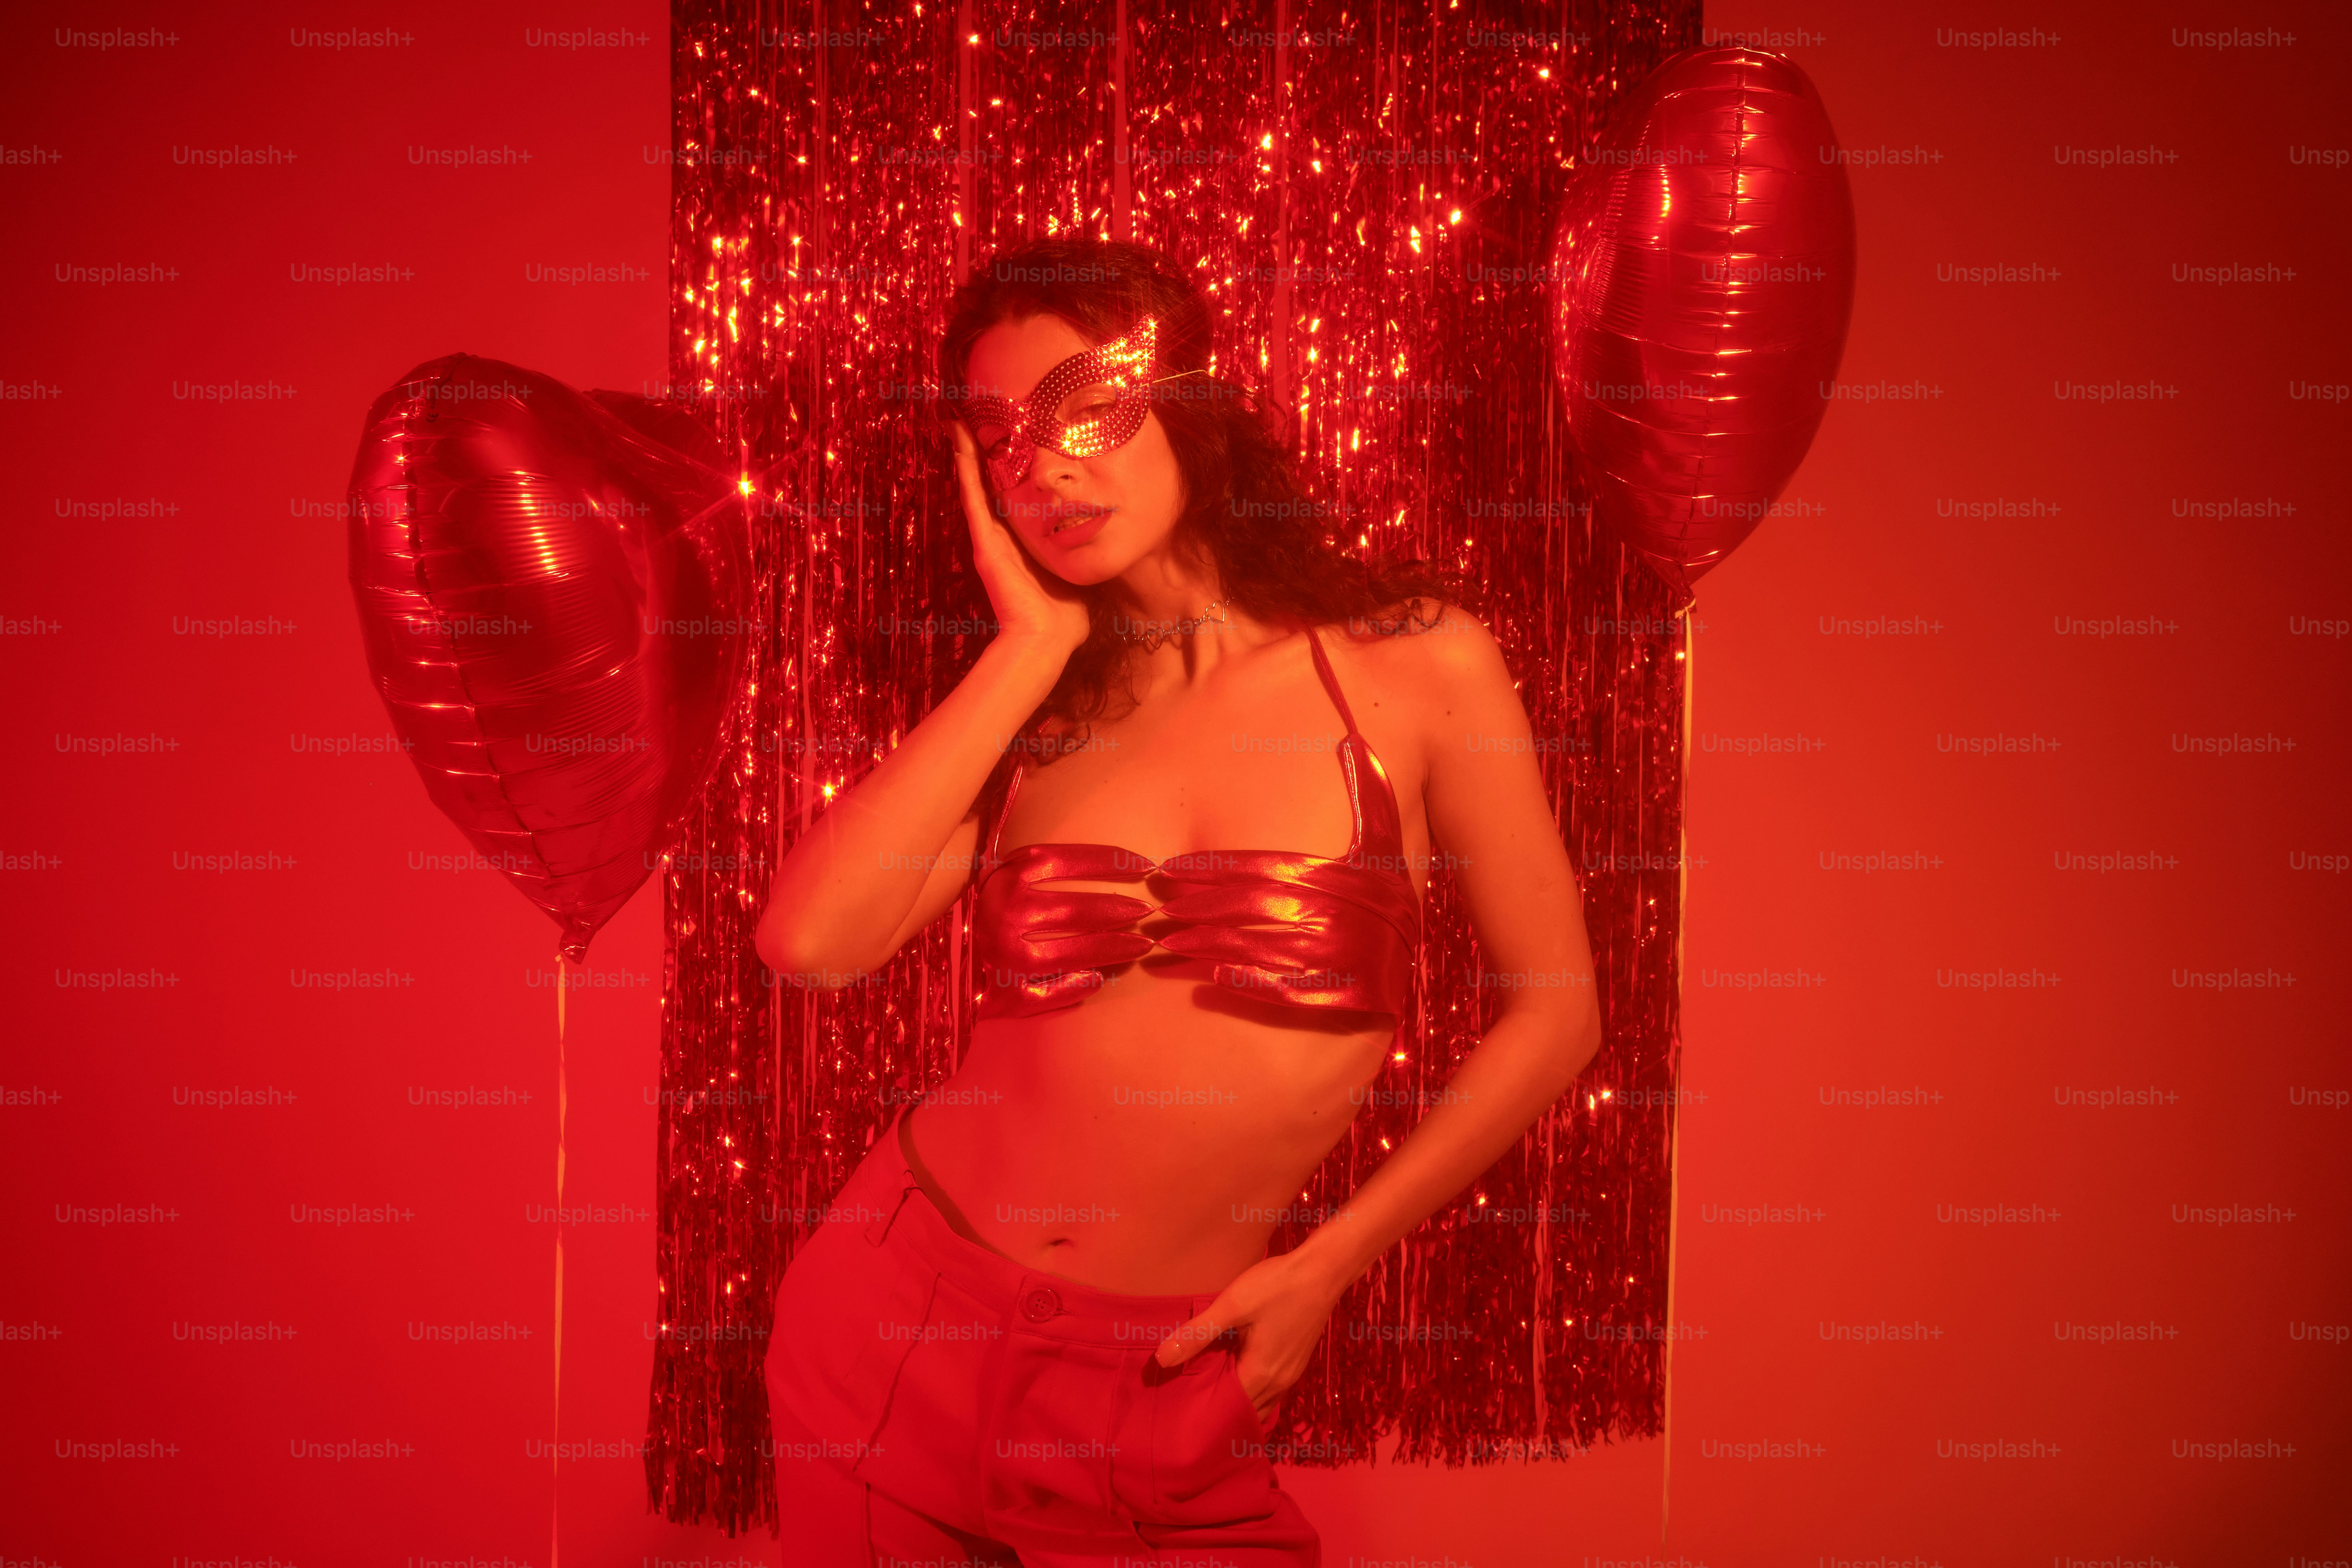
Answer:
[{"left": 958, "top": 316, "right": 1198, "bottom": 491}]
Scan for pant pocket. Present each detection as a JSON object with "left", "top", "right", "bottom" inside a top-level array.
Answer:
[{"left": 1111, "top": 1345, "right": 1278, "bottom": 1528}]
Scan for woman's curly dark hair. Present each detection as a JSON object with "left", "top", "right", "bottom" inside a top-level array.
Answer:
[{"left": 938, "top": 236, "right": 1464, "bottom": 816}]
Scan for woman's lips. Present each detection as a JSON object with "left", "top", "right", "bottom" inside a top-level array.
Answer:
[{"left": 1040, "top": 505, "right": 1114, "bottom": 546}]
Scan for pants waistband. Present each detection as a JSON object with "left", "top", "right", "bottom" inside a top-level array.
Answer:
[{"left": 861, "top": 1109, "right": 1221, "bottom": 1350}]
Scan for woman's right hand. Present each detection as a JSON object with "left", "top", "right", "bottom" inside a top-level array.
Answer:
[{"left": 950, "top": 422, "right": 1093, "bottom": 657}]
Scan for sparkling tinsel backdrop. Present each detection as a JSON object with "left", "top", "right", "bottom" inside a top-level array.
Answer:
[{"left": 650, "top": 0, "right": 1700, "bottom": 1533}]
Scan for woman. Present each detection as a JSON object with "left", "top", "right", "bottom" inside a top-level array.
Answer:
[{"left": 757, "top": 238, "right": 1601, "bottom": 1567}]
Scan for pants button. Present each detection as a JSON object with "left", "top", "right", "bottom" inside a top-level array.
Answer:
[{"left": 1020, "top": 1286, "right": 1062, "bottom": 1323}]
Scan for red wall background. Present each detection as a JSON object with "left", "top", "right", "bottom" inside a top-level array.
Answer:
[{"left": 2, "top": 1, "right": 2345, "bottom": 1563}]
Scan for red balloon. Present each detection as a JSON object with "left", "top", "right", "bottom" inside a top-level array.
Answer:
[
  {"left": 1548, "top": 45, "right": 1857, "bottom": 603},
  {"left": 346, "top": 354, "right": 752, "bottom": 960}
]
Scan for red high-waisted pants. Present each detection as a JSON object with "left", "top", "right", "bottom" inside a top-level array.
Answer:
[{"left": 765, "top": 1110, "right": 1321, "bottom": 1567}]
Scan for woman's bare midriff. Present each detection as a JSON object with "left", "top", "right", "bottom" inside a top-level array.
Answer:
[{"left": 900, "top": 949, "right": 1396, "bottom": 1297}]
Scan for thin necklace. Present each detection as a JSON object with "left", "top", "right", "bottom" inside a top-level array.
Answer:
[{"left": 1120, "top": 597, "right": 1232, "bottom": 653}]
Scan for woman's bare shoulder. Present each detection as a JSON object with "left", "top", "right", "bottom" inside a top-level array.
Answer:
[
  {"left": 1321, "top": 597, "right": 1507, "bottom": 688},
  {"left": 1310, "top": 601, "right": 1516, "bottom": 778}
]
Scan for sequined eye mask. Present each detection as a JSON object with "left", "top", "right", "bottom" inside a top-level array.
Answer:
[{"left": 958, "top": 316, "right": 1198, "bottom": 490}]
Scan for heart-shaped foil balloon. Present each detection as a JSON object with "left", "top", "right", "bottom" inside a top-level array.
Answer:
[
  {"left": 1548, "top": 45, "right": 1857, "bottom": 604},
  {"left": 346, "top": 354, "right": 753, "bottom": 960}
]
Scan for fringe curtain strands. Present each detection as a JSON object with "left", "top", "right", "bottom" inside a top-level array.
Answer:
[{"left": 651, "top": 0, "right": 1700, "bottom": 1534}]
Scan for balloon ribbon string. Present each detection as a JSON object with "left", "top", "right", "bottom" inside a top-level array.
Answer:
[
  {"left": 1661, "top": 599, "right": 1696, "bottom": 1546},
  {"left": 553, "top": 953, "right": 568, "bottom": 1568}
]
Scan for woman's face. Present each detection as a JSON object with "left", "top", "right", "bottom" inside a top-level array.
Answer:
[{"left": 961, "top": 312, "right": 1188, "bottom": 586}]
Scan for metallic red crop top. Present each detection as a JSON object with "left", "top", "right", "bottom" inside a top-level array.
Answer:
[{"left": 973, "top": 622, "right": 1421, "bottom": 1023}]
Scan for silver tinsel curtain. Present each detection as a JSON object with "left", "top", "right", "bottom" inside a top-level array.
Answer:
[{"left": 650, "top": 0, "right": 1698, "bottom": 1533}]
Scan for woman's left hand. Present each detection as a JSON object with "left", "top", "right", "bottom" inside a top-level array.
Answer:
[{"left": 1152, "top": 1249, "right": 1348, "bottom": 1434}]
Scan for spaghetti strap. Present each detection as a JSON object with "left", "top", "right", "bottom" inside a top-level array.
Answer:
[
  {"left": 985, "top": 754, "right": 1027, "bottom": 860},
  {"left": 1301, "top": 622, "right": 1361, "bottom": 737}
]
